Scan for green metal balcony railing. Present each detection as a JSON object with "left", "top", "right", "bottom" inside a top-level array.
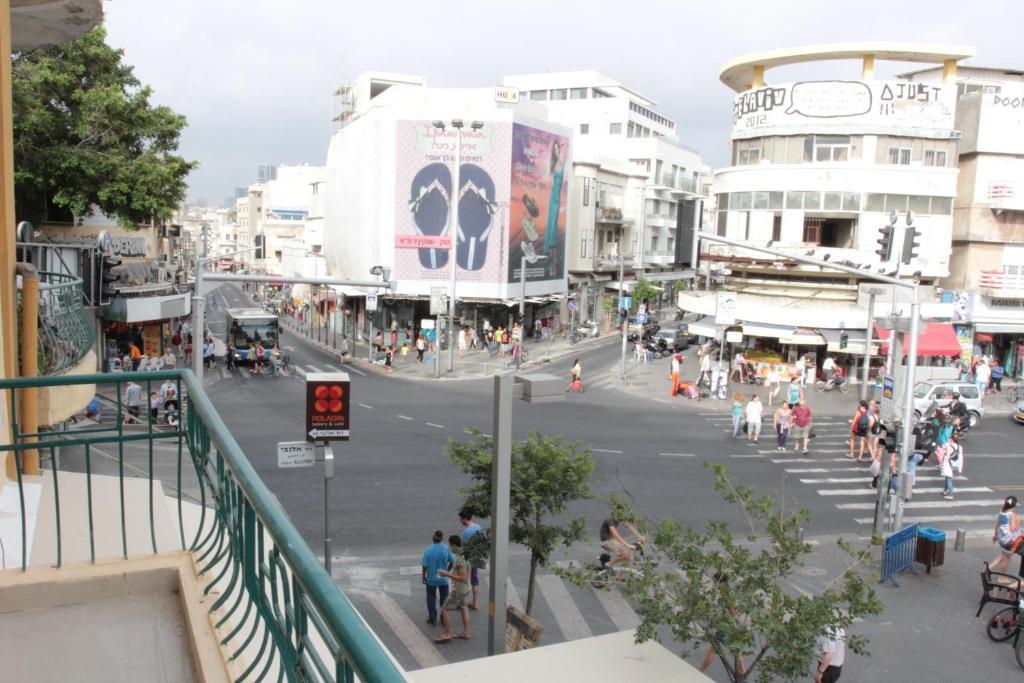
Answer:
[
  {"left": 0, "top": 370, "right": 406, "bottom": 683},
  {"left": 17, "top": 271, "right": 95, "bottom": 375}
]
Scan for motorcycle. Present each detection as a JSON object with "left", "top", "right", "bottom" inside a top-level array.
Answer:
[{"left": 643, "top": 337, "right": 670, "bottom": 359}]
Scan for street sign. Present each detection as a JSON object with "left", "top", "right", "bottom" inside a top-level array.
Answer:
[
  {"left": 725, "top": 330, "right": 743, "bottom": 343},
  {"left": 366, "top": 293, "right": 378, "bottom": 312},
  {"left": 715, "top": 291, "right": 737, "bottom": 326},
  {"left": 881, "top": 375, "right": 896, "bottom": 422},
  {"left": 636, "top": 311, "right": 647, "bottom": 324},
  {"left": 620, "top": 295, "right": 632, "bottom": 310},
  {"left": 277, "top": 441, "right": 316, "bottom": 468},
  {"left": 430, "top": 287, "right": 446, "bottom": 315},
  {"left": 306, "top": 372, "right": 351, "bottom": 442},
  {"left": 568, "top": 299, "right": 578, "bottom": 312}
]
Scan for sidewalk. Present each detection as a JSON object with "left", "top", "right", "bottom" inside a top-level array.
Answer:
[
  {"left": 800, "top": 531, "right": 1022, "bottom": 681},
  {"left": 280, "top": 314, "right": 617, "bottom": 381}
]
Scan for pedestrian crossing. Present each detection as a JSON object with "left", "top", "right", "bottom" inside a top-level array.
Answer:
[
  {"left": 329, "top": 555, "right": 645, "bottom": 670},
  {"left": 700, "top": 411, "right": 1004, "bottom": 539}
]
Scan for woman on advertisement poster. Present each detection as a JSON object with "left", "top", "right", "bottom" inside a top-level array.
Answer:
[{"left": 543, "top": 140, "right": 566, "bottom": 278}]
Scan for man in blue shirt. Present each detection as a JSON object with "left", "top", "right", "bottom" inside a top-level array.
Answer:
[
  {"left": 421, "top": 530, "right": 454, "bottom": 626},
  {"left": 459, "top": 509, "right": 482, "bottom": 610}
]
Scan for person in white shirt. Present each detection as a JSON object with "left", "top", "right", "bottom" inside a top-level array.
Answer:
[
  {"left": 795, "top": 355, "right": 808, "bottom": 387},
  {"left": 744, "top": 395, "right": 763, "bottom": 443},
  {"left": 765, "top": 367, "right": 781, "bottom": 406},
  {"left": 975, "top": 360, "right": 991, "bottom": 398},
  {"left": 821, "top": 355, "right": 836, "bottom": 382},
  {"left": 815, "top": 626, "right": 846, "bottom": 683},
  {"left": 730, "top": 351, "right": 746, "bottom": 384}
]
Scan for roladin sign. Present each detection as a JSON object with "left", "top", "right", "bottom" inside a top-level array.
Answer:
[{"left": 306, "top": 373, "right": 350, "bottom": 441}]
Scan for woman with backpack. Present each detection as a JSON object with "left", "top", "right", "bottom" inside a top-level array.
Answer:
[
  {"left": 991, "top": 496, "right": 1024, "bottom": 573},
  {"left": 848, "top": 401, "right": 870, "bottom": 462},
  {"left": 938, "top": 434, "right": 964, "bottom": 501}
]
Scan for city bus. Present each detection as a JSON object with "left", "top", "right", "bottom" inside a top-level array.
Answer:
[{"left": 225, "top": 308, "right": 280, "bottom": 363}]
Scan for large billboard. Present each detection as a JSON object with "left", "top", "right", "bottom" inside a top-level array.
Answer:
[
  {"left": 508, "top": 123, "right": 569, "bottom": 283},
  {"left": 731, "top": 80, "right": 956, "bottom": 139},
  {"left": 394, "top": 120, "right": 512, "bottom": 284}
]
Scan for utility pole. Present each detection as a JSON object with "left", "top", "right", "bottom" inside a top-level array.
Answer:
[
  {"left": 860, "top": 289, "right": 882, "bottom": 402},
  {"left": 487, "top": 374, "right": 512, "bottom": 656},
  {"left": 894, "top": 288, "right": 921, "bottom": 531},
  {"left": 618, "top": 255, "right": 627, "bottom": 383}
]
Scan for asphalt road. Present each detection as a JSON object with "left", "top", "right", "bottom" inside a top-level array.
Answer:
[{"left": 198, "top": 283, "right": 1024, "bottom": 674}]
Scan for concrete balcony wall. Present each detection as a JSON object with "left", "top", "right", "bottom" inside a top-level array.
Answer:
[{"left": 37, "top": 349, "right": 97, "bottom": 428}]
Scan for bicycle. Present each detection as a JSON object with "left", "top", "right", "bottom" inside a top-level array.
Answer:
[
  {"left": 1005, "top": 383, "right": 1024, "bottom": 404},
  {"left": 815, "top": 377, "right": 850, "bottom": 394},
  {"left": 590, "top": 540, "right": 646, "bottom": 589},
  {"left": 277, "top": 354, "right": 296, "bottom": 377}
]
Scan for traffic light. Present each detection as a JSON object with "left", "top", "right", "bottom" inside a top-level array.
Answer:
[
  {"left": 99, "top": 253, "right": 121, "bottom": 299},
  {"left": 901, "top": 227, "right": 921, "bottom": 265},
  {"left": 875, "top": 225, "right": 894, "bottom": 262},
  {"left": 840, "top": 333, "right": 849, "bottom": 350},
  {"left": 254, "top": 234, "right": 264, "bottom": 259}
]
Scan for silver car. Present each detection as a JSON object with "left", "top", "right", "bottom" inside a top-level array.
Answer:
[{"left": 912, "top": 381, "right": 984, "bottom": 427}]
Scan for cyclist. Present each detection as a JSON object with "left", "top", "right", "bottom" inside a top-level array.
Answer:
[{"left": 599, "top": 515, "right": 643, "bottom": 574}]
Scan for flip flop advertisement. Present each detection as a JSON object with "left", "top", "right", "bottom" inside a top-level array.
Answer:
[
  {"left": 508, "top": 124, "right": 569, "bottom": 284},
  {"left": 394, "top": 120, "right": 512, "bottom": 284}
]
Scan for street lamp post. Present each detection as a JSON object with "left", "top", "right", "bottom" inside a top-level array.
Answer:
[
  {"left": 618, "top": 255, "right": 628, "bottom": 383},
  {"left": 433, "top": 119, "right": 484, "bottom": 374},
  {"left": 517, "top": 254, "right": 548, "bottom": 371}
]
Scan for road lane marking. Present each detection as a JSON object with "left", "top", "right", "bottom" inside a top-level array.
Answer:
[
  {"left": 591, "top": 585, "right": 640, "bottom": 631},
  {"left": 397, "top": 415, "right": 414, "bottom": 421},
  {"left": 659, "top": 452, "right": 695, "bottom": 457},
  {"left": 730, "top": 454, "right": 764, "bottom": 459},
  {"left": 426, "top": 423, "right": 445, "bottom": 429},
  {"left": 854, "top": 513, "right": 994, "bottom": 525},
  {"left": 239, "top": 368, "right": 250, "bottom": 379},
  {"left": 817, "top": 486, "right": 991, "bottom": 497},
  {"left": 800, "top": 475, "right": 955, "bottom": 484},
  {"left": 592, "top": 448, "right": 624, "bottom": 454},
  {"left": 305, "top": 364, "right": 323, "bottom": 373},
  {"left": 785, "top": 467, "right": 861, "bottom": 473},
  {"left": 345, "top": 364, "right": 368, "bottom": 376},
  {"left": 358, "top": 403, "right": 374, "bottom": 410},
  {"left": 836, "top": 498, "right": 1005, "bottom": 510},
  {"left": 363, "top": 593, "right": 446, "bottom": 668},
  {"left": 771, "top": 458, "right": 850, "bottom": 463},
  {"left": 536, "top": 574, "right": 592, "bottom": 640},
  {"left": 220, "top": 367, "right": 230, "bottom": 379}
]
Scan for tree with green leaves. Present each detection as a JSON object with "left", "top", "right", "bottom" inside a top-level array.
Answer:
[
  {"left": 13, "top": 27, "right": 197, "bottom": 225},
  {"left": 564, "top": 463, "right": 882, "bottom": 682},
  {"left": 447, "top": 429, "right": 595, "bottom": 614},
  {"left": 632, "top": 277, "right": 660, "bottom": 312}
]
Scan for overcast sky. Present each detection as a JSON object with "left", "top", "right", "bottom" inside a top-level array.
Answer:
[{"left": 104, "top": 0, "right": 1023, "bottom": 206}]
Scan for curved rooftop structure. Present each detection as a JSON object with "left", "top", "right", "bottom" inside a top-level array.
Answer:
[{"left": 720, "top": 42, "right": 976, "bottom": 92}]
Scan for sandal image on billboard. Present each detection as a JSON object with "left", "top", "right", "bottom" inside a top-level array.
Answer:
[
  {"left": 521, "top": 217, "right": 538, "bottom": 242},
  {"left": 521, "top": 193, "right": 540, "bottom": 218},
  {"left": 456, "top": 164, "right": 498, "bottom": 271},
  {"left": 408, "top": 163, "right": 452, "bottom": 270}
]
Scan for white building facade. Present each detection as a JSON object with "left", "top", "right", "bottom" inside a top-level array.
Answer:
[
  {"left": 679, "top": 44, "right": 974, "bottom": 373},
  {"left": 503, "top": 71, "right": 709, "bottom": 323},
  {"left": 323, "top": 72, "right": 572, "bottom": 336}
]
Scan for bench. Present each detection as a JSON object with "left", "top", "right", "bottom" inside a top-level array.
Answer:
[{"left": 977, "top": 561, "right": 1023, "bottom": 617}]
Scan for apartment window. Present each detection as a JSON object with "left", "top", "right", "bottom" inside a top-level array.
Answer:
[
  {"left": 802, "top": 191, "right": 822, "bottom": 210},
  {"left": 530, "top": 90, "right": 547, "bottom": 101},
  {"left": 802, "top": 217, "right": 823, "bottom": 243},
  {"left": 865, "top": 193, "right": 885, "bottom": 211},
  {"left": 803, "top": 135, "right": 851, "bottom": 162},
  {"left": 931, "top": 196, "right": 953, "bottom": 214},
  {"left": 627, "top": 122, "right": 636, "bottom": 137},
  {"left": 716, "top": 210, "right": 727, "bottom": 236},
  {"left": 609, "top": 122, "right": 622, "bottom": 134},
  {"left": 580, "top": 123, "right": 589, "bottom": 135},
  {"left": 582, "top": 177, "right": 591, "bottom": 207},
  {"left": 733, "top": 192, "right": 752, "bottom": 210},
  {"left": 772, "top": 214, "right": 782, "bottom": 241},
  {"left": 667, "top": 237, "right": 674, "bottom": 252},
  {"left": 717, "top": 193, "right": 730, "bottom": 210},
  {"left": 650, "top": 236, "right": 658, "bottom": 252},
  {"left": 924, "top": 149, "right": 947, "bottom": 167},
  {"left": 824, "top": 192, "right": 842, "bottom": 211},
  {"left": 887, "top": 147, "right": 912, "bottom": 165},
  {"left": 580, "top": 229, "right": 588, "bottom": 257},
  {"left": 551, "top": 89, "right": 567, "bottom": 101},
  {"left": 885, "top": 194, "right": 908, "bottom": 213},
  {"left": 738, "top": 147, "right": 762, "bottom": 165},
  {"left": 843, "top": 193, "right": 861, "bottom": 211},
  {"left": 768, "top": 191, "right": 784, "bottom": 210},
  {"left": 570, "top": 87, "right": 588, "bottom": 99},
  {"left": 786, "top": 191, "right": 803, "bottom": 209},
  {"left": 909, "top": 195, "right": 931, "bottom": 214},
  {"left": 753, "top": 191, "right": 769, "bottom": 210},
  {"left": 630, "top": 158, "right": 651, "bottom": 172}
]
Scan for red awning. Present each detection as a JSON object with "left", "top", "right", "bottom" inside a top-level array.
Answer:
[{"left": 874, "top": 322, "right": 962, "bottom": 357}]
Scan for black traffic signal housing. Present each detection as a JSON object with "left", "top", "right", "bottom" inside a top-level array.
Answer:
[
  {"left": 100, "top": 253, "right": 121, "bottom": 298},
  {"left": 875, "top": 225, "right": 894, "bottom": 262},
  {"left": 840, "top": 333, "right": 849, "bottom": 350},
  {"left": 901, "top": 227, "right": 921, "bottom": 265},
  {"left": 254, "top": 233, "right": 264, "bottom": 259}
]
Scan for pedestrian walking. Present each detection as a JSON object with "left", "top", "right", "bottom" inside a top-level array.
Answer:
[
  {"left": 814, "top": 626, "right": 846, "bottom": 683},
  {"left": 786, "top": 378, "right": 803, "bottom": 406},
  {"left": 795, "top": 354, "right": 808, "bottom": 387},
  {"left": 184, "top": 334, "right": 193, "bottom": 365},
  {"left": 421, "top": 530, "right": 455, "bottom": 627},
  {"left": 567, "top": 358, "right": 583, "bottom": 392},
  {"left": 161, "top": 347, "right": 176, "bottom": 370},
  {"left": 866, "top": 400, "right": 882, "bottom": 460},
  {"left": 435, "top": 535, "right": 471, "bottom": 643},
  {"left": 938, "top": 434, "right": 964, "bottom": 500},
  {"left": 991, "top": 360, "right": 1005, "bottom": 394},
  {"left": 848, "top": 401, "right": 870, "bottom": 462},
  {"left": 730, "top": 350, "right": 746, "bottom": 384},
  {"left": 791, "top": 399, "right": 813, "bottom": 454},
  {"left": 773, "top": 402, "right": 792, "bottom": 451},
  {"left": 458, "top": 327, "right": 467, "bottom": 358},
  {"left": 991, "top": 496, "right": 1024, "bottom": 573},
  {"left": 670, "top": 353, "right": 682, "bottom": 397},
  {"left": 415, "top": 334, "right": 427, "bottom": 363},
  {"left": 731, "top": 392, "right": 744, "bottom": 437},
  {"left": 765, "top": 366, "right": 780, "bottom": 406},
  {"left": 745, "top": 394, "right": 763, "bottom": 443},
  {"left": 975, "top": 358, "right": 991, "bottom": 399},
  {"left": 203, "top": 338, "right": 215, "bottom": 370},
  {"left": 384, "top": 345, "right": 395, "bottom": 374},
  {"left": 458, "top": 510, "right": 482, "bottom": 610},
  {"left": 149, "top": 391, "right": 161, "bottom": 420},
  {"left": 124, "top": 380, "right": 142, "bottom": 421},
  {"left": 171, "top": 328, "right": 182, "bottom": 356},
  {"left": 400, "top": 342, "right": 409, "bottom": 363}
]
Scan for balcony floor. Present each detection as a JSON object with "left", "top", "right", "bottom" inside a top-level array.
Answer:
[{"left": 0, "top": 586, "right": 197, "bottom": 682}]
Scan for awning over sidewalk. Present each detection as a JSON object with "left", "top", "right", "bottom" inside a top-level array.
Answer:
[
  {"left": 875, "top": 322, "right": 961, "bottom": 357},
  {"left": 975, "top": 322, "right": 1024, "bottom": 334}
]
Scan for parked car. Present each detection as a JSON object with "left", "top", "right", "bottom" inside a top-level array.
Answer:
[
  {"left": 912, "top": 381, "right": 984, "bottom": 427},
  {"left": 653, "top": 327, "right": 689, "bottom": 351},
  {"left": 626, "top": 317, "right": 660, "bottom": 338}
]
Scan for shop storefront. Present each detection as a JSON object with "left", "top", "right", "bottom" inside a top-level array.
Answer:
[{"left": 102, "top": 290, "right": 190, "bottom": 370}]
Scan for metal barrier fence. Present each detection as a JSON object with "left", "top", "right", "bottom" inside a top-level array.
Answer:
[
  {"left": 880, "top": 523, "right": 919, "bottom": 586},
  {"left": 0, "top": 370, "right": 406, "bottom": 683}
]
